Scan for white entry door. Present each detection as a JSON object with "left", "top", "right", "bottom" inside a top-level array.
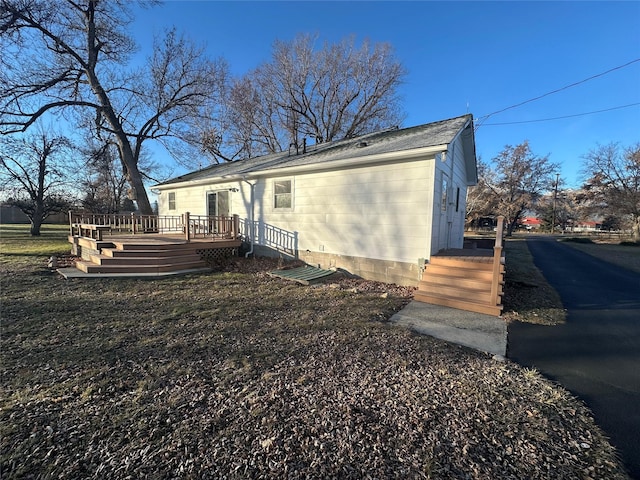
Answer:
[
  {"left": 437, "top": 172, "right": 452, "bottom": 251},
  {"left": 206, "top": 191, "right": 230, "bottom": 234}
]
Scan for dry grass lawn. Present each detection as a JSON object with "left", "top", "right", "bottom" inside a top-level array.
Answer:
[
  {"left": 501, "top": 238, "right": 566, "bottom": 325},
  {"left": 0, "top": 225, "right": 631, "bottom": 479},
  {"left": 561, "top": 238, "right": 640, "bottom": 274}
]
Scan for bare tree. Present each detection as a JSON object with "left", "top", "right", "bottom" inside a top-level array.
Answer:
[
  {"left": 0, "top": 128, "right": 77, "bottom": 235},
  {"left": 204, "top": 34, "right": 406, "bottom": 162},
  {"left": 79, "top": 137, "right": 166, "bottom": 213},
  {"left": 198, "top": 75, "right": 281, "bottom": 163},
  {"left": 582, "top": 142, "right": 640, "bottom": 242},
  {"left": 534, "top": 182, "right": 581, "bottom": 233},
  {"left": 465, "top": 158, "right": 500, "bottom": 229},
  {"left": 79, "top": 141, "right": 130, "bottom": 213},
  {"left": 485, "top": 141, "right": 560, "bottom": 236},
  {"left": 0, "top": 1, "right": 225, "bottom": 213}
]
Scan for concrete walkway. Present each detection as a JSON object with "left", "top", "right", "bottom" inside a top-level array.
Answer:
[
  {"left": 56, "top": 267, "right": 211, "bottom": 279},
  {"left": 390, "top": 301, "right": 507, "bottom": 357}
]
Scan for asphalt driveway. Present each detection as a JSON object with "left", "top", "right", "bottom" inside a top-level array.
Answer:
[{"left": 508, "top": 236, "right": 640, "bottom": 479}]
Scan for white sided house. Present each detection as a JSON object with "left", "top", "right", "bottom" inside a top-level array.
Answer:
[{"left": 154, "top": 115, "right": 478, "bottom": 287}]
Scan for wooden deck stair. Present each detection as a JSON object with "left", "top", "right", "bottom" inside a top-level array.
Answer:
[
  {"left": 414, "top": 255, "right": 505, "bottom": 316},
  {"left": 75, "top": 241, "right": 213, "bottom": 275},
  {"left": 414, "top": 216, "right": 506, "bottom": 317}
]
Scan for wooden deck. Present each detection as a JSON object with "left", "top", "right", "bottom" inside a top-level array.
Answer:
[
  {"left": 94, "top": 232, "right": 241, "bottom": 246},
  {"left": 435, "top": 248, "right": 494, "bottom": 260},
  {"left": 68, "top": 232, "right": 242, "bottom": 276}
]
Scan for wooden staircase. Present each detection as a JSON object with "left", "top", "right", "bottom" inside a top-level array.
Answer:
[
  {"left": 75, "top": 241, "right": 212, "bottom": 275},
  {"left": 414, "top": 255, "right": 504, "bottom": 316},
  {"left": 414, "top": 217, "right": 506, "bottom": 316}
]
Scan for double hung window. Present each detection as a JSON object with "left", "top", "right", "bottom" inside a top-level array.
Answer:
[{"left": 274, "top": 179, "right": 292, "bottom": 210}]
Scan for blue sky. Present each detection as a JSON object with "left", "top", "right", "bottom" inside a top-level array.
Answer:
[{"left": 133, "top": 1, "right": 640, "bottom": 188}]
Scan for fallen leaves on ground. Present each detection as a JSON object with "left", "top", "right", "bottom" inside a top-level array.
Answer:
[{"left": 0, "top": 257, "right": 629, "bottom": 479}]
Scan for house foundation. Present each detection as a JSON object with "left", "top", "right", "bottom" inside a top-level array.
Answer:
[{"left": 253, "top": 244, "right": 422, "bottom": 287}]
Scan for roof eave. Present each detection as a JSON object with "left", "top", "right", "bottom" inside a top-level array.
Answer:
[
  {"left": 154, "top": 144, "right": 450, "bottom": 190},
  {"left": 457, "top": 117, "right": 478, "bottom": 186},
  {"left": 257, "top": 144, "right": 449, "bottom": 177}
]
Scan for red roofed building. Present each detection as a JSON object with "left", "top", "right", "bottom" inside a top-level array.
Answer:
[{"left": 520, "top": 217, "right": 542, "bottom": 230}]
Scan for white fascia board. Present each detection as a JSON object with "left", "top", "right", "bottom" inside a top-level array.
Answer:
[
  {"left": 153, "top": 176, "right": 242, "bottom": 191},
  {"left": 154, "top": 144, "right": 448, "bottom": 190}
]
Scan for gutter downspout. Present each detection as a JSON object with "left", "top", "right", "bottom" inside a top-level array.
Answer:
[{"left": 242, "top": 178, "right": 256, "bottom": 257}]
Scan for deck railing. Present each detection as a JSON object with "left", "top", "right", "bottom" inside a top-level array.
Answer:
[
  {"left": 185, "top": 214, "right": 240, "bottom": 241},
  {"left": 69, "top": 211, "right": 240, "bottom": 242}
]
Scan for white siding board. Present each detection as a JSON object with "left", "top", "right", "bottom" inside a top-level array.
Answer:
[
  {"left": 157, "top": 154, "right": 444, "bottom": 265},
  {"left": 158, "top": 183, "right": 253, "bottom": 217},
  {"left": 449, "top": 135, "right": 470, "bottom": 248},
  {"left": 242, "top": 157, "right": 436, "bottom": 263},
  {"left": 295, "top": 174, "right": 431, "bottom": 194},
  {"left": 428, "top": 134, "right": 473, "bottom": 253}
]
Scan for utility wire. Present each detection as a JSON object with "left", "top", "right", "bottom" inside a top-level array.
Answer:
[
  {"left": 479, "top": 102, "right": 640, "bottom": 126},
  {"left": 475, "top": 58, "right": 640, "bottom": 127}
]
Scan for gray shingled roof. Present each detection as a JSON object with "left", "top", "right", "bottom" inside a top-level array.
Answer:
[{"left": 155, "top": 114, "right": 473, "bottom": 187}]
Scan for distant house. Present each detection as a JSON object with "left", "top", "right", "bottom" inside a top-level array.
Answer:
[
  {"left": 154, "top": 115, "right": 478, "bottom": 286},
  {"left": 520, "top": 217, "right": 542, "bottom": 230},
  {"left": 573, "top": 220, "right": 602, "bottom": 232}
]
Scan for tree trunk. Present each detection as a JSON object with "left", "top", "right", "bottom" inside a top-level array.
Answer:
[
  {"left": 29, "top": 220, "right": 43, "bottom": 236},
  {"left": 505, "top": 208, "right": 524, "bottom": 237},
  {"left": 111, "top": 124, "right": 152, "bottom": 214},
  {"left": 30, "top": 205, "right": 44, "bottom": 236},
  {"left": 83, "top": 6, "right": 153, "bottom": 216},
  {"left": 96, "top": 114, "right": 152, "bottom": 215},
  {"left": 121, "top": 147, "right": 152, "bottom": 214}
]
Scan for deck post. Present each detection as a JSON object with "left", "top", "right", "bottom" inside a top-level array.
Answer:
[
  {"left": 184, "top": 212, "right": 191, "bottom": 242},
  {"left": 68, "top": 210, "right": 73, "bottom": 236},
  {"left": 131, "top": 212, "right": 136, "bottom": 234},
  {"left": 490, "top": 216, "right": 505, "bottom": 309},
  {"left": 233, "top": 214, "right": 240, "bottom": 239}
]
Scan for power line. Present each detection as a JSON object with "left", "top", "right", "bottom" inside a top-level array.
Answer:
[
  {"left": 478, "top": 102, "right": 640, "bottom": 126},
  {"left": 475, "top": 58, "right": 640, "bottom": 127}
]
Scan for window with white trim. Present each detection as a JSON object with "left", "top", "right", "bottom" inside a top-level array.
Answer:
[
  {"left": 168, "top": 192, "right": 176, "bottom": 211},
  {"left": 274, "top": 179, "right": 292, "bottom": 209}
]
